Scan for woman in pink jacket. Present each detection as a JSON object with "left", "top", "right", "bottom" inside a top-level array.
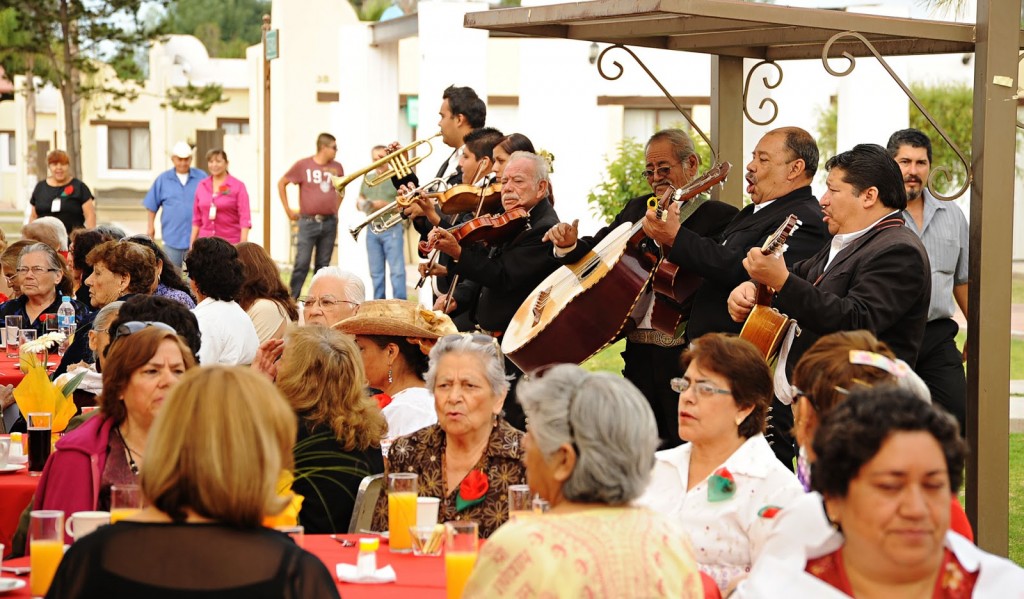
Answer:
[
  {"left": 34, "top": 324, "right": 197, "bottom": 540},
  {"left": 190, "top": 149, "right": 251, "bottom": 245}
]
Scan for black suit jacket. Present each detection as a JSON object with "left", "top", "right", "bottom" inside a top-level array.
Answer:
[
  {"left": 560, "top": 194, "right": 739, "bottom": 264},
  {"left": 775, "top": 214, "right": 931, "bottom": 368},
  {"left": 670, "top": 186, "right": 830, "bottom": 341},
  {"left": 449, "top": 200, "right": 561, "bottom": 333}
]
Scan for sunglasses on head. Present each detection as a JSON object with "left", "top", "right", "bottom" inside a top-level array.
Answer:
[{"left": 110, "top": 320, "right": 177, "bottom": 345}]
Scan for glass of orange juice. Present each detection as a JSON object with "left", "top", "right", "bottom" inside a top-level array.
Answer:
[
  {"left": 445, "top": 521, "right": 478, "bottom": 599},
  {"left": 387, "top": 473, "right": 418, "bottom": 553},
  {"left": 29, "top": 510, "right": 64, "bottom": 597},
  {"left": 110, "top": 484, "right": 143, "bottom": 523}
]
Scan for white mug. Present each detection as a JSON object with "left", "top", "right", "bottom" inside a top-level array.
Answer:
[
  {"left": 65, "top": 511, "right": 110, "bottom": 541},
  {"left": 416, "top": 497, "right": 440, "bottom": 527},
  {"left": 0, "top": 437, "right": 9, "bottom": 468}
]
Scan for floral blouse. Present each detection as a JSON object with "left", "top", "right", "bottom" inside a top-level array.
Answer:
[{"left": 371, "top": 420, "right": 525, "bottom": 539}]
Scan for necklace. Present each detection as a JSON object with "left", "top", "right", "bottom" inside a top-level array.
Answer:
[{"left": 116, "top": 426, "right": 142, "bottom": 476}]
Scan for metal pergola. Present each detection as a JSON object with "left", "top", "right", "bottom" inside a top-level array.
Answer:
[{"left": 464, "top": 0, "right": 1022, "bottom": 555}]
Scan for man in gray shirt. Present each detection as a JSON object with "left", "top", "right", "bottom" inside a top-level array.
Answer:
[{"left": 887, "top": 128, "right": 969, "bottom": 433}]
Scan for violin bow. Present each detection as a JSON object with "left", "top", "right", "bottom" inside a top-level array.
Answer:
[{"left": 441, "top": 164, "right": 491, "bottom": 313}]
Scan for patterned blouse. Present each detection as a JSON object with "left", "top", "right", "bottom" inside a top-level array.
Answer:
[{"left": 371, "top": 420, "right": 525, "bottom": 539}]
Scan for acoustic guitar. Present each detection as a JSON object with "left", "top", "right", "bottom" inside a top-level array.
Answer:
[
  {"left": 500, "top": 165, "right": 731, "bottom": 372},
  {"left": 739, "top": 214, "right": 802, "bottom": 360}
]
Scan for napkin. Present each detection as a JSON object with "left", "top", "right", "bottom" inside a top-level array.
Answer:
[{"left": 336, "top": 564, "right": 396, "bottom": 584}]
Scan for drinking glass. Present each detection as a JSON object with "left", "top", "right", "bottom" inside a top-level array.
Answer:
[
  {"left": 387, "top": 472, "right": 418, "bottom": 553},
  {"left": 29, "top": 510, "right": 64, "bottom": 597},
  {"left": 110, "top": 484, "right": 143, "bottom": 523},
  {"left": 44, "top": 314, "right": 58, "bottom": 334},
  {"left": 26, "top": 412, "right": 52, "bottom": 476},
  {"left": 20, "top": 329, "right": 37, "bottom": 344},
  {"left": 5, "top": 315, "right": 22, "bottom": 358},
  {"left": 445, "top": 521, "right": 479, "bottom": 599},
  {"left": 507, "top": 484, "right": 532, "bottom": 522}
]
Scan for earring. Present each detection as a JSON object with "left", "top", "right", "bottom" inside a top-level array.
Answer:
[{"left": 387, "top": 367, "right": 393, "bottom": 384}]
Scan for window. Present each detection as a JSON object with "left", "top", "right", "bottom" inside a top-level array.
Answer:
[
  {"left": 5, "top": 132, "right": 14, "bottom": 166},
  {"left": 623, "top": 108, "right": 694, "bottom": 141},
  {"left": 108, "top": 124, "right": 150, "bottom": 170},
  {"left": 218, "top": 118, "right": 250, "bottom": 135}
]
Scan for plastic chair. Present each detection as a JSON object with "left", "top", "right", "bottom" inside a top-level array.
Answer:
[{"left": 347, "top": 473, "right": 384, "bottom": 534}]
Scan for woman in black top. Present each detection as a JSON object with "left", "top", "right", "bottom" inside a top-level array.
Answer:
[
  {"left": 30, "top": 150, "right": 96, "bottom": 235},
  {"left": 47, "top": 366, "right": 340, "bottom": 599}
]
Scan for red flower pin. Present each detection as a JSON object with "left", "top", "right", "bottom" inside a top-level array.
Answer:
[
  {"left": 455, "top": 469, "right": 488, "bottom": 512},
  {"left": 62, "top": 185, "right": 74, "bottom": 196},
  {"left": 218, "top": 184, "right": 230, "bottom": 195}
]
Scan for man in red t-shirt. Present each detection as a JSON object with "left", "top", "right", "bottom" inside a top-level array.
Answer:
[{"left": 278, "top": 133, "right": 345, "bottom": 298}]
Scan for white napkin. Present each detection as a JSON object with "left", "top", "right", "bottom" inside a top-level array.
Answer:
[{"left": 336, "top": 564, "right": 396, "bottom": 584}]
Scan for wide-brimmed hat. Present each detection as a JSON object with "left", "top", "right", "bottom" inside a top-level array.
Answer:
[
  {"left": 171, "top": 141, "right": 193, "bottom": 159},
  {"left": 333, "top": 299, "right": 457, "bottom": 340}
]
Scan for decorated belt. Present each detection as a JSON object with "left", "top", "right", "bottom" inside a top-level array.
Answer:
[{"left": 626, "top": 328, "right": 687, "bottom": 348}]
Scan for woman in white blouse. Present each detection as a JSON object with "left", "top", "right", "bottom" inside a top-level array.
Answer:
[
  {"left": 334, "top": 299, "right": 457, "bottom": 441},
  {"left": 636, "top": 333, "right": 803, "bottom": 593}
]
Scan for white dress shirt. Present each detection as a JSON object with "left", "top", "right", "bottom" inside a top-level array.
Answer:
[
  {"left": 635, "top": 433, "right": 805, "bottom": 592},
  {"left": 192, "top": 298, "right": 260, "bottom": 366}
]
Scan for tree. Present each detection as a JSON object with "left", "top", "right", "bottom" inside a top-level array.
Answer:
[
  {"left": 0, "top": 0, "right": 172, "bottom": 177},
  {"left": 163, "top": 0, "right": 268, "bottom": 58},
  {"left": 908, "top": 81, "right": 974, "bottom": 191}
]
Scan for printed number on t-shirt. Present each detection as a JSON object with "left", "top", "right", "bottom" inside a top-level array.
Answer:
[{"left": 305, "top": 169, "right": 325, "bottom": 184}]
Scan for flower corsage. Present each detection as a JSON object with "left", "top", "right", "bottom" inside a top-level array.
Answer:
[{"left": 455, "top": 469, "right": 488, "bottom": 512}]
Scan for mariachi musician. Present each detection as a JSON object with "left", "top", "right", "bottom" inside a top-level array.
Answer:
[
  {"left": 642, "top": 126, "right": 829, "bottom": 466},
  {"left": 428, "top": 151, "right": 561, "bottom": 431},
  {"left": 544, "top": 129, "right": 737, "bottom": 449}
]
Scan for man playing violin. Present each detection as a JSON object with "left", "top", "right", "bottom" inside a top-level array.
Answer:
[
  {"left": 643, "top": 126, "right": 829, "bottom": 463},
  {"left": 544, "top": 129, "right": 737, "bottom": 449},
  {"left": 428, "top": 151, "right": 560, "bottom": 430}
]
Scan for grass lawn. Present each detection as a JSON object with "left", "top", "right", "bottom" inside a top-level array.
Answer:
[{"left": 583, "top": 339, "right": 1024, "bottom": 565}]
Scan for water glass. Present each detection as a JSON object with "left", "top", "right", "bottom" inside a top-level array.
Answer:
[
  {"left": 507, "top": 484, "right": 532, "bottom": 522},
  {"left": 445, "top": 521, "right": 479, "bottom": 599},
  {"left": 45, "top": 314, "right": 58, "bottom": 334},
  {"left": 387, "top": 473, "right": 418, "bottom": 553},
  {"left": 5, "top": 315, "right": 22, "bottom": 358},
  {"left": 29, "top": 510, "right": 64, "bottom": 597},
  {"left": 26, "top": 412, "right": 52, "bottom": 476}
]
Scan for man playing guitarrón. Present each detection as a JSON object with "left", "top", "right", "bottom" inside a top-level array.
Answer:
[{"left": 544, "top": 129, "right": 737, "bottom": 449}]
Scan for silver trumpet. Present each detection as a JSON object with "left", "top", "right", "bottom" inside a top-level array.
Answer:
[{"left": 349, "top": 177, "right": 448, "bottom": 240}]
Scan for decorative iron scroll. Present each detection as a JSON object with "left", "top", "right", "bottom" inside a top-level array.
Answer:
[
  {"left": 822, "top": 31, "right": 972, "bottom": 201},
  {"left": 596, "top": 44, "right": 719, "bottom": 164},
  {"left": 742, "top": 60, "right": 784, "bottom": 126}
]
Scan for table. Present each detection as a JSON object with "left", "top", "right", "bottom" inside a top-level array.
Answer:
[
  {"left": 0, "top": 354, "right": 28, "bottom": 387},
  {"left": 0, "top": 467, "right": 38, "bottom": 557},
  {"left": 0, "top": 534, "right": 448, "bottom": 598}
]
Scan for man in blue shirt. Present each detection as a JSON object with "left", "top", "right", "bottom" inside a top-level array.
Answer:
[{"left": 143, "top": 141, "right": 206, "bottom": 268}]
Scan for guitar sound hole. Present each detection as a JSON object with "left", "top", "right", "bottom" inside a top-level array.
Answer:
[{"left": 578, "top": 259, "right": 600, "bottom": 280}]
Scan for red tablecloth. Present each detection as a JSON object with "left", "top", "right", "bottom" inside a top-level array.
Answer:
[
  {"left": 0, "top": 468, "right": 38, "bottom": 556},
  {"left": 0, "top": 534, "right": 447, "bottom": 598},
  {"left": 0, "top": 354, "right": 28, "bottom": 387}
]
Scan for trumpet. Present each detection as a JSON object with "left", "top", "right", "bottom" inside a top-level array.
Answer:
[
  {"left": 331, "top": 132, "right": 442, "bottom": 200},
  {"left": 349, "top": 178, "right": 448, "bottom": 240}
]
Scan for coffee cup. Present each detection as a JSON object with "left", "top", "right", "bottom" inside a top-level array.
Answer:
[
  {"left": 64, "top": 511, "right": 110, "bottom": 541},
  {"left": 0, "top": 436, "right": 10, "bottom": 468}
]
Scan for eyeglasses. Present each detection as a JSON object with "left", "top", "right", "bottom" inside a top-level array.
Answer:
[
  {"left": 16, "top": 267, "right": 59, "bottom": 276},
  {"left": 640, "top": 162, "right": 681, "bottom": 180},
  {"left": 110, "top": 320, "right": 177, "bottom": 345},
  {"left": 299, "top": 295, "right": 359, "bottom": 310},
  {"left": 670, "top": 377, "right": 733, "bottom": 399}
]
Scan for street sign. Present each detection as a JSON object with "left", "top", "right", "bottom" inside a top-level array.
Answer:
[
  {"left": 406, "top": 96, "right": 419, "bottom": 128},
  {"left": 265, "top": 30, "right": 279, "bottom": 61}
]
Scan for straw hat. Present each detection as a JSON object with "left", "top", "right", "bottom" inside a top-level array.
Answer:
[{"left": 333, "top": 299, "right": 457, "bottom": 340}]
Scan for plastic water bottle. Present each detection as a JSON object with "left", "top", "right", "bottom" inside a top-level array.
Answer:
[{"left": 57, "top": 296, "right": 76, "bottom": 357}]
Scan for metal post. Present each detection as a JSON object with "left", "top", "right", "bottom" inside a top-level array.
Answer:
[
  {"left": 711, "top": 56, "right": 745, "bottom": 206},
  {"left": 966, "top": 0, "right": 1020, "bottom": 555},
  {"left": 262, "top": 14, "right": 272, "bottom": 252}
]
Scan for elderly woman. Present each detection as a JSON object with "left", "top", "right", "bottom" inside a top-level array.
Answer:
[
  {"left": 266, "top": 326, "right": 387, "bottom": 534},
  {"left": 54, "top": 300, "right": 124, "bottom": 409},
  {"left": 464, "top": 365, "right": 704, "bottom": 597},
  {"left": 125, "top": 235, "right": 196, "bottom": 308},
  {"left": 0, "top": 243, "right": 87, "bottom": 336},
  {"left": 334, "top": 299, "right": 456, "bottom": 439},
  {"left": 370, "top": 333, "right": 525, "bottom": 538},
  {"left": 743, "top": 388, "right": 1024, "bottom": 596},
  {"left": 0, "top": 239, "right": 34, "bottom": 301},
  {"left": 47, "top": 366, "right": 340, "bottom": 598},
  {"left": 301, "top": 267, "right": 364, "bottom": 327},
  {"left": 236, "top": 241, "right": 297, "bottom": 343},
  {"left": 84, "top": 240, "right": 158, "bottom": 309},
  {"left": 636, "top": 333, "right": 803, "bottom": 592},
  {"left": 34, "top": 324, "right": 197, "bottom": 538},
  {"left": 185, "top": 237, "right": 259, "bottom": 365},
  {"left": 29, "top": 149, "right": 96, "bottom": 234},
  {"left": 68, "top": 228, "right": 114, "bottom": 306}
]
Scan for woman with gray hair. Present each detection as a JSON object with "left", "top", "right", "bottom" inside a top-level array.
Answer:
[
  {"left": 464, "top": 364, "right": 704, "bottom": 598},
  {"left": 0, "top": 243, "right": 86, "bottom": 337},
  {"left": 370, "top": 332, "right": 525, "bottom": 538}
]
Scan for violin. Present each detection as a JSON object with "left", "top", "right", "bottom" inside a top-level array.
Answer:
[
  {"left": 434, "top": 182, "right": 502, "bottom": 215},
  {"left": 416, "top": 208, "right": 530, "bottom": 289}
]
